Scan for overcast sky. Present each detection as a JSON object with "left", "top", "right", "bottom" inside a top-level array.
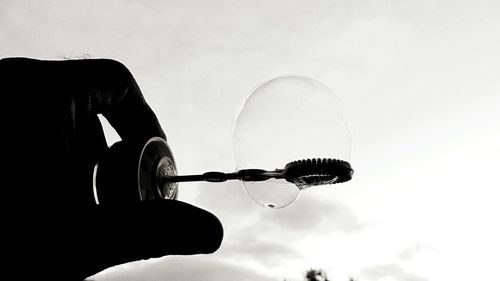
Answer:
[{"left": 2, "top": 0, "right": 500, "bottom": 280}]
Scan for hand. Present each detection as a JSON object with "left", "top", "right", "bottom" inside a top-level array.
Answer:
[{"left": 1, "top": 57, "right": 223, "bottom": 280}]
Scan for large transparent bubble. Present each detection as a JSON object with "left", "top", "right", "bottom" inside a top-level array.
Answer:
[{"left": 232, "top": 76, "right": 352, "bottom": 209}]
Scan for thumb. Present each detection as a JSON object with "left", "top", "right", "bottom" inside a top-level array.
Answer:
[{"left": 79, "top": 200, "right": 223, "bottom": 279}]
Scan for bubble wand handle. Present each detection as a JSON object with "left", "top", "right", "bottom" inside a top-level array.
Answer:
[{"left": 160, "top": 169, "right": 284, "bottom": 184}]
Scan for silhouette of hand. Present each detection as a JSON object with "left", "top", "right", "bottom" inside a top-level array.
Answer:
[{"left": 0, "top": 57, "right": 223, "bottom": 280}]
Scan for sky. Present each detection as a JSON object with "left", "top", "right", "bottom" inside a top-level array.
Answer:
[{"left": 2, "top": 0, "right": 500, "bottom": 280}]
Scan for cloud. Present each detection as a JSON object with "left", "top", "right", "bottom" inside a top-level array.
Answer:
[
  {"left": 361, "top": 263, "right": 428, "bottom": 281},
  {"left": 184, "top": 181, "right": 365, "bottom": 270},
  {"left": 90, "top": 255, "right": 277, "bottom": 281},
  {"left": 218, "top": 234, "right": 303, "bottom": 267},
  {"left": 261, "top": 192, "right": 366, "bottom": 236},
  {"left": 397, "top": 243, "right": 438, "bottom": 261}
]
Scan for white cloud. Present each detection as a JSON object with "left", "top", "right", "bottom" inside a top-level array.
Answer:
[
  {"left": 361, "top": 263, "right": 428, "bottom": 281},
  {"left": 397, "top": 243, "right": 438, "bottom": 261},
  {"left": 90, "top": 255, "right": 277, "bottom": 281},
  {"left": 261, "top": 193, "right": 366, "bottom": 236}
]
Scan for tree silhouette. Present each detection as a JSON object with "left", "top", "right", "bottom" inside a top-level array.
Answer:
[
  {"left": 302, "top": 268, "right": 358, "bottom": 281},
  {"left": 305, "top": 268, "right": 329, "bottom": 281}
]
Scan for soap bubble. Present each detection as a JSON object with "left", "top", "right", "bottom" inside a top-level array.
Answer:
[{"left": 232, "top": 76, "right": 351, "bottom": 209}]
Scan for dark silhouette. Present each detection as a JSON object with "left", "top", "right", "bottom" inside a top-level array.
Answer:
[
  {"left": 305, "top": 268, "right": 330, "bottom": 281},
  {"left": 303, "top": 269, "right": 357, "bottom": 281},
  {"left": 0, "top": 57, "right": 223, "bottom": 280}
]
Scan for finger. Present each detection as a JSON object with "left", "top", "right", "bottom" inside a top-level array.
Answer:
[
  {"left": 78, "top": 200, "right": 224, "bottom": 278},
  {"left": 61, "top": 58, "right": 167, "bottom": 143}
]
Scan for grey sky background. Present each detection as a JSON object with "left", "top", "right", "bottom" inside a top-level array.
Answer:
[{"left": 2, "top": 0, "right": 500, "bottom": 280}]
